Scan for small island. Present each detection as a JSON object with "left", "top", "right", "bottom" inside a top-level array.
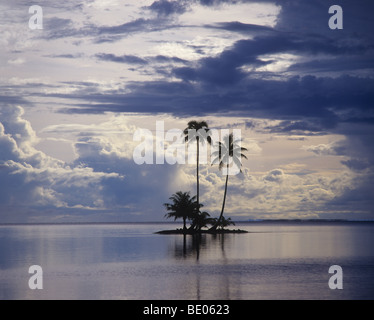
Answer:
[
  {"left": 157, "top": 121, "right": 249, "bottom": 236},
  {"left": 156, "top": 191, "right": 248, "bottom": 235},
  {"left": 156, "top": 228, "right": 248, "bottom": 235}
]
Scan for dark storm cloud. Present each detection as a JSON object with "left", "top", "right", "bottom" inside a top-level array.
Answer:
[
  {"left": 265, "top": 120, "right": 333, "bottom": 136},
  {"left": 48, "top": 74, "right": 374, "bottom": 135},
  {"left": 288, "top": 55, "right": 374, "bottom": 74},
  {"left": 273, "top": 0, "right": 374, "bottom": 40},
  {"left": 8, "top": 1, "right": 374, "bottom": 136},
  {"left": 341, "top": 158, "right": 371, "bottom": 171},
  {"left": 173, "top": 34, "right": 372, "bottom": 85},
  {"left": 206, "top": 21, "right": 276, "bottom": 34},
  {"left": 324, "top": 170, "right": 374, "bottom": 218}
]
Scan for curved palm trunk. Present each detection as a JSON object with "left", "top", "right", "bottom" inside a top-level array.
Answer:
[
  {"left": 196, "top": 138, "right": 200, "bottom": 211},
  {"left": 210, "top": 165, "right": 229, "bottom": 231}
]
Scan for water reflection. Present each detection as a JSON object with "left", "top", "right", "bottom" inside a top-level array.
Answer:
[
  {"left": 171, "top": 233, "right": 230, "bottom": 261},
  {"left": 170, "top": 233, "right": 233, "bottom": 299},
  {"left": 172, "top": 234, "right": 202, "bottom": 260},
  {"left": 1, "top": 223, "right": 373, "bottom": 300}
]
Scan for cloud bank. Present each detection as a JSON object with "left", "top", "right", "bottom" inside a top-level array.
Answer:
[
  {"left": 1, "top": 106, "right": 372, "bottom": 222},
  {"left": 1, "top": 0, "right": 374, "bottom": 222}
]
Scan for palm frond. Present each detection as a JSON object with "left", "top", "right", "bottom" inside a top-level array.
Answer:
[{"left": 211, "top": 132, "right": 249, "bottom": 173}]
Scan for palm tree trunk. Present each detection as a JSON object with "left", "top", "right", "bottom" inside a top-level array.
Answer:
[
  {"left": 183, "top": 217, "right": 187, "bottom": 230},
  {"left": 210, "top": 165, "right": 229, "bottom": 231},
  {"left": 220, "top": 172, "right": 229, "bottom": 222},
  {"left": 196, "top": 138, "right": 200, "bottom": 211}
]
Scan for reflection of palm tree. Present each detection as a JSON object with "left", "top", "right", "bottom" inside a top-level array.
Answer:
[
  {"left": 183, "top": 121, "right": 212, "bottom": 213},
  {"left": 210, "top": 133, "right": 248, "bottom": 231},
  {"left": 164, "top": 191, "right": 199, "bottom": 230}
]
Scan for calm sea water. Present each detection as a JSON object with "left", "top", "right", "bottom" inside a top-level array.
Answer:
[{"left": 0, "top": 222, "right": 373, "bottom": 300}]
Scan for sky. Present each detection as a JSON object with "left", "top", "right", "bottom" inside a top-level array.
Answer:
[{"left": 1, "top": 0, "right": 374, "bottom": 223}]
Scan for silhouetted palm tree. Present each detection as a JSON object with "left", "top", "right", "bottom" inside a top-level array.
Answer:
[
  {"left": 210, "top": 133, "right": 248, "bottom": 231},
  {"left": 183, "top": 121, "right": 212, "bottom": 212},
  {"left": 190, "top": 211, "right": 215, "bottom": 231},
  {"left": 164, "top": 191, "right": 200, "bottom": 230},
  {"left": 214, "top": 217, "right": 236, "bottom": 230}
]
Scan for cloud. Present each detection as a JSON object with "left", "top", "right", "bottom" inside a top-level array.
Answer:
[
  {"left": 95, "top": 53, "right": 148, "bottom": 65},
  {"left": 73, "top": 140, "right": 179, "bottom": 212},
  {"left": 0, "top": 95, "right": 30, "bottom": 106},
  {"left": 45, "top": 54, "right": 83, "bottom": 59},
  {"left": 7, "top": 58, "right": 25, "bottom": 65},
  {"left": 0, "top": 107, "right": 189, "bottom": 222},
  {"left": 341, "top": 158, "right": 371, "bottom": 172},
  {"left": 265, "top": 120, "right": 333, "bottom": 135},
  {"left": 93, "top": 18, "right": 180, "bottom": 43},
  {"left": 273, "top": 0, "right": 374, "bottom": 42},
  {"left": 1, "top": 106, "right": 374, "bottom": 222},
  {"left": 51, "top": 74, "right": 374, "bottom": 134},
  {"left": 145, "top": 0, "right": 244, "bottom": 17},
  {"left": 0, "top": 106, "right": 39, "bottom": 155},
  {"left": 173, "top": 33, "right": 372, "bottom": 85},
  {"left": 41, "top": 17, "right": 79, "bottom": 40},
  {"left": 0, "top": 106, "right": 122, "bottom": 220},
  {"left": 325, "top": 171, "right": 374, "bottom": 217},
  {"left": 192, "top": 165, "right": 359, "bottom": 219},
  {"left": 4, "top": 0, "right": 374, "bottom": 123},
  {"left": 36, "top": 12, "right": 179, "bottom": 44},
  {"left": 147, "top": 0, "right": 189, "bottom": 17},
  {"left": 2, "top": 0, "right": 374, "bottom": 221},
  {"left": 303, "top": 142, "right": 345, "bottom": 157},
  {"left": 263, "top": 169, "right": 284, "bottom": 183},
  {"left": 94, "top": 53, "right": 187, "bottom": 65},
  {"left": 288, "top": 55, "right": 374, "bottom": 75},
  {"left": 206, "top": 21, "right": 276, "bottom": 34},
  {"left": 0, "top": 123, "right": 21, "bottom": 162}
]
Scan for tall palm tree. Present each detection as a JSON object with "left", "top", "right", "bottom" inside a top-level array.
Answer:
[
  {"left": 164, "top": 191, "right": 200, "bottom": 230},
  {"left": 183, "top": 121, "right": 212, "bottom": 212},
  {"left": 210, "top": 133, "right": 248, "bottom": 231}
]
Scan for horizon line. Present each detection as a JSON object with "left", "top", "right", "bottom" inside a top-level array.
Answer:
[{"left": 1, "top": 218, "right": 374, "bottom": 226}]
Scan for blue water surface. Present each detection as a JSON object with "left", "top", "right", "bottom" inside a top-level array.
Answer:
[{"left": 0, "top": 222, "right": 373, "bottom": 300}]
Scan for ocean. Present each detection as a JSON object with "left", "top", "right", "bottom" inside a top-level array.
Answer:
[{"left": 0, "top": 221, "right": 373, "bottom": 300}]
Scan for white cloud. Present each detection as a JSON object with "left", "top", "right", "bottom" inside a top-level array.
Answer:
[
  {"left": 263, "top": 168, "right": 284, "bottom": 182},
  {"left": 303, "top": 143, "right": 338, "bottom": 156},
  {"left": 7, "top": 58, "right": 26, "bottom": 65},
  {"left": 188, "top": 163, "right": 357, "bottom": 220},
  {"left": 42, "top": 114, "right": 140, "bottom": 161},
  {"left": 179, "top": 2, "right": 280, "bottom": 28},
  {"left": 0, "top": 106, "right": 122, "bottom": 217}
]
